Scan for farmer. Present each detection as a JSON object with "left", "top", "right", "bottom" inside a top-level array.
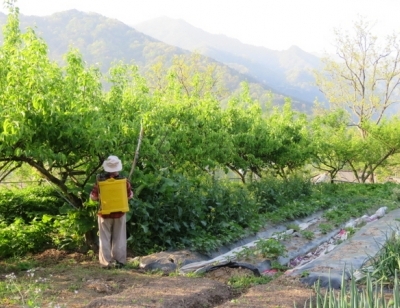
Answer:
[{"left": 90, "top": 155, "right": 133, "bottom": 269}]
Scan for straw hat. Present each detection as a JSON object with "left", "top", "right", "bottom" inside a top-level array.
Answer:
[{"left": 102, "top": 155, "right": 122, "bottom": 172}]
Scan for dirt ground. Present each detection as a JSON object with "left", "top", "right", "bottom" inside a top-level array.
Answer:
[{"left": 0, "top": 249, "right": 315, "bottom": 308}]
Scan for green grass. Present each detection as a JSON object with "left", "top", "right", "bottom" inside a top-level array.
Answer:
[
  {"left": 227, "top": 273, "right": 276, "bottom": 290},
  {"left": 362, "top": 225, "right": 400, "bottom": 287},
  {"left": 0, "top": 269, "right": 52, "bottom": 307},
  {"left": 267, "top": 183, "right": 399, "bottom": 227},
  {"left": 301, "top": 271, "right": 400, "bottom": 308},
  {"left": 0, "top": 258, "right": 39, "bottom": 274},
  {"left": 302, "top": 226, "right": 400, "bottom": 308}
]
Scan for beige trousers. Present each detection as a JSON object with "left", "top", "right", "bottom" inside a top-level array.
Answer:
[{"left": 98, "top": 214, "right": 127, "bottom": 266}]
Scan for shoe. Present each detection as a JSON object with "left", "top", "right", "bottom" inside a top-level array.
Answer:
[
  {"left": 101, "top": 263, "right": 112, "bottom": 269},
  {"left": 101, "top": 260, "right": 116, "bottom": 269},
  {"left": 101, "top": 261, "right": 125, "bottom": 269}
]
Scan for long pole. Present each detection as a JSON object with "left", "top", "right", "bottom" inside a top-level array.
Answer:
[{"left": 129, "top": 123, "right": 144, "bottom": 181}]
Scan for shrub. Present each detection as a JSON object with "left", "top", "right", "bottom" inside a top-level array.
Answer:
[
  {"left": 0, "top": 185, "right": 97, "bottom": 255},
  {"left": 248, "top": 175, "right": 312, "bottom": 214},
  {"left": 127, "top": 174, "right": 263, "bottom": 254},
  {"left": 51, "top": 208, "right": 97, "bottom": 251},
  {"left": 0, "top": 186, "right": 65, "bottom": 224},
  {"left": 0, "top": 216, "right": 53, "bottom": 258}
]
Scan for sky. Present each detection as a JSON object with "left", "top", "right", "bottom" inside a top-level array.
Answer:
[{"left": 1, "top": 0, "right": 400, "bottom": 54}]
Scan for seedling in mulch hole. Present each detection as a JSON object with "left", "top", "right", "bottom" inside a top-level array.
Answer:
[
  {"left": 300, "top": 230, "right": 314, "bottom": 240},
  {"left": 300, "top": 270, "right": 310, "bottom": 277},
  {"left": 271, "top": 260, "right": 288, "bottom": 271},
  {"left": 344, "top": 227, "right": 356, "bottom": 237},
  {"left": 286, "top": 223, "right": 300, "bottom": 232},
  {"left": 272, "top": 231, "right": 292, "bottom": 241},
  {"left": 319, "top": 223, "right": 334, "bottom": 234},
  {"left": 254, "top": 238, "right": 287, "bottom": 259},
  {"left": 234, "top": 238, "right": 287, "bottom": 261},
  {"left": 234, "top": 246, "right": 256, "bottom": 261}
]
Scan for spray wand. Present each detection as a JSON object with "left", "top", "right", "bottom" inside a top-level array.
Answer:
[{"left": 128, "top": 122, "right": 144, "bottom": 181}]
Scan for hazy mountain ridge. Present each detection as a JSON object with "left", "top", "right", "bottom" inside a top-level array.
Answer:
[
  {"left": 0, "top": 10, "right": 319, "bottom": 111},
  {"left": 134, "top": 17, "right": 326, "bottom": 105},
  {"left": 20, "top": 10, "right": 178, "bottom": 71}
]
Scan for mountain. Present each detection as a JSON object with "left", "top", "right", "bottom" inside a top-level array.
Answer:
[
  {"left": 0, "top": 10, "right": 190, "bottom": 72},
  {"left": 0, "top": 10, "right": 318, "bottom": 111},
  {"left": 134, "top": 16, "right": 326, "bottom": 105}
]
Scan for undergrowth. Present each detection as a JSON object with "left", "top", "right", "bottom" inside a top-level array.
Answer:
[{"left": 0, "top": 180, "right": 398, "bottom": 257}]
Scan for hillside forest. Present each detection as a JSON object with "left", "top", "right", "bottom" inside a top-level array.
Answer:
[{"left": 1, "top": 3, "right": 400, "bottom": 258}]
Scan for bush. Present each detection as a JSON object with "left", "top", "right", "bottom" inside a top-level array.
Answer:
[
  {"left": 127, "top": 174, "right": 263, "bottom": 254},
  {"left": 0, "top": 185, "right": 96, "bottom": 255},
  {"left": 248, "top": 175, "right": 312, "bottom": 213},
  {"left": 0, "top": 185, "right": 65, "bottom": 224},
  {"left": 0, "top": 216, "right": 53, "bottom": 258},
  {"left": 51, "top": 208, "right": 97, "bottom": 252}
]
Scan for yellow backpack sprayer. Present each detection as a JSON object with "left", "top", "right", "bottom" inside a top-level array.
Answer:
[{"left": 97, "top": 124, "right": 144, "bottom": 214}]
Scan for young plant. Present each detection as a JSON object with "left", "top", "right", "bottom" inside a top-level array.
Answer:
[
  {"left": 364, "top": 226, "right": 400, "bottom": 286},
  {"left": 300, "top": 230, "right": 315, "bottom": 240},
  {"left": 234, "top": 246, "right": 256, "bottom": 262},
  {"left": 125, "top": 259, "right": 140, "bottom": 270},
  {"left": 233, "top": 238, "right": 287, "bottom": 262},
  {"left": 344, "top": 226, "right": 356, "bottom": 237},
  {"left": 272, "top": 230, "right": 292, "bottom": 241},
  {"left": 270, "top": 260, "right": 288, "bottom": 271},
  {"left": 286, "top": 223, "right": 300, "bottom": 232},
  {"left": 227, "top": 273, "right": 275, "bottom": 290},
  {"left": 319, "top": 223, "right": 334, "bottom": 234},
  {"left": 301, "top": 271, "right": 400, "bottom": 308},
  {"left": 254, "top": 238, "right": 287, "bottom": 259}
]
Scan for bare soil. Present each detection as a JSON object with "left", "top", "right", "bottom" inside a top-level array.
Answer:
[{"left": 0, "top": 249, "right": 315, "bottom": 308}]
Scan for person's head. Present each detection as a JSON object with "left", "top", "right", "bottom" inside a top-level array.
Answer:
[{"left": 102, "top": 155, "right": 122, "bottom": 176}]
